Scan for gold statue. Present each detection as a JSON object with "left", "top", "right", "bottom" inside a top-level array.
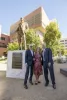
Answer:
[{"left": 16, "top": 18, "right": 29, "bottom": 50}]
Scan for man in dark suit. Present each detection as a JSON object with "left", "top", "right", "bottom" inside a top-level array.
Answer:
[
  {"left": 42, "top": 43, "right": 56, "bottom": 89},
  {"left": 24, "top": 45, "right": 34, "bottom": 89}
]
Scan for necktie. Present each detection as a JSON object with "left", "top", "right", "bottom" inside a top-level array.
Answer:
[{"left": 30, "top": 50, "right": 33, "bottom": 56}]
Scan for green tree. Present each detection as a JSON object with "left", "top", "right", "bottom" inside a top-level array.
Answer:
[
  {"left": 23, "top": 29, "right": 41, "bottom": 50},
  {"left": 64, "top": 50, "right": 67, "bottom": 55},
  {"left": 7, "top": 42, "right": 19, "bottom": 50},
  {"left": 44, "top": 22, "right": 61, "bottom": 55},
  {"left": 58, "top": 44, "right": 65, "bottom": 55}
]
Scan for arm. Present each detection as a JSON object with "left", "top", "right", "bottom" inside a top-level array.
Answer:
[
  {"left": 25, "top": 50, "right": 28, "bottom": 64},
  {"left": 49, "top": 48, "right": 52, "bottom": 63},
  {"left": 48, "top": 48, "right": 52, "bottom": 67},
  {"left": 41, "top": 51, "right": 43, "bottom": 65}
]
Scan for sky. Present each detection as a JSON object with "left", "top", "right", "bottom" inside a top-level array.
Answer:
[{"left": 0, "top": 0, "right": 67, "bottom": 38}]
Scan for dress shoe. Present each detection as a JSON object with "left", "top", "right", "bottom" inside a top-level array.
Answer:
[
  {"left": 29, "top": 81, "right": 33, "bottom": 85},
  {"left": 38, "top": 81, "right": 41, "bottom": 83},
  {"left": 24, "top": 84, "right": 28, "bottom": 89},
  {"left": 35, "top": 82, "right": 38, "bottom": 85},
  {"left": 53, "top": 84, "right": 56, "bottom": 89},
  {"left": 45, "top": 81, "right": 49, "bottom": 87}
]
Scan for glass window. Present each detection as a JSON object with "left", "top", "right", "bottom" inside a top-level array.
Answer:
[
  {"left": 65, "top": 42, "right": 67, "bottom": 44},
  {"left": 65, "top": 40, "right": 67, "bottom": 41},
  {"left": 60, "top": 40, "right": 64, "bottom": 42},
  {"left": 0, "top": 43, "right": 7, "bottom": 48},
  {"left": 1, "top": 37, "right": 5, "bottom": 40}
]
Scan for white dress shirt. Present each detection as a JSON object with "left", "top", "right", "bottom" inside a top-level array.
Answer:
[{"left": 30, "top": 50, "right": 33, "bottom": 56}]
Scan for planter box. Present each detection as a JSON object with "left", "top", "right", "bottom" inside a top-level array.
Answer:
[{"left": 60, "top": 68, "right": 67, "bottom": 77}]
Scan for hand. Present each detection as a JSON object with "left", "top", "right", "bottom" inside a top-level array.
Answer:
[
  {"left": 48, "top": 62, "right": 51, "bottom": 67},
  {"left": 41, "top": 58, "right": 42, "bottom": 61},
  {"left": 33, "top": 58, "right": 35, "bottom": 61},
  {"left": 25, "top": 63, "right": 27, "bottom": 67}
]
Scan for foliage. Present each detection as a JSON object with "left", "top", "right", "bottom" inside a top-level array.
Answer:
[
  {"left": 64, "top": 50, "right": 67, "bottom": 55},
  {"left": 57, "top": 44, "right": 67, "bottom": 56},
  {"left": 44, "top": 22, "right": 61, "bottom": 55},
  {"left": 57, "top": 44, "right": 64, "bottom": 55},
  {"left": 0, "top": 58, "right": 7, "bottom": 61},
  {"left": 26, "top": 29, "right": 41, "bottom": 50},
  {"left": 7, "top": 42, "right": 19, "bottom": 50},
  {"left": 57, "top": 58, "right": 63, "bottom": 63}
]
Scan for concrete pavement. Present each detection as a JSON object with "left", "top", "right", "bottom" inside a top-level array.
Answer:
[
  {"left": 0, "top": 60, "right": 7, "bottom": 71},
  {"left": 0, "top": 63, "right": 67, "bottom": 100}
]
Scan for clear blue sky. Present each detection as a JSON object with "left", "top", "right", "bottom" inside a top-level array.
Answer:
[{"left": 0, "top": 0, "right": 67, "bottom": 38}]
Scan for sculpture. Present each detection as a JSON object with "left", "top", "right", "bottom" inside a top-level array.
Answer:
[{"left": 16, "top": 18, "right": 29, "bottom": 50}]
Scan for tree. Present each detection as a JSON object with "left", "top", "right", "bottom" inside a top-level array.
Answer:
[
  {"left": 58, "top": 44, "right": 65, "bottom": 55},
  {"left": 7, "top": 42, "right": 19, "bottom": 50},
  {"left": 22, "top": 29, "right": 41, "bottom": 50},
  {"left": 44, "top": 22, "right": 61, "bottom": 55},
  {"left": 64, "top": 50, "right": 67, "bottom": 55}
]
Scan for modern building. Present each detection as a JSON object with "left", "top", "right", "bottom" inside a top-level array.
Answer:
[
  {"left": 0, "top": 26, "right": 10, "bottom": 56},
  {"left": 10, "top": 7, "right": 50, "bottom": 44},
  {"left": 60, "top": 38, "right": 67, "bottom": 49}
]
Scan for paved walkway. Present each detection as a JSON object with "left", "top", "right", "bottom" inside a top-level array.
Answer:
[
  {"left": 0, "top": 60, "right": 7, "bottom": 71},
  {"left": 0, "top": 63, "right": 67, "bottom": 100}
]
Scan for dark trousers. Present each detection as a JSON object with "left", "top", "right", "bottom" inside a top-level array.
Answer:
[
  {"left": 24, "top": 64, "right": 33, "bottom": 85},
  {"left": 43, "top": 62, "right": 55, "bottom": 85}
]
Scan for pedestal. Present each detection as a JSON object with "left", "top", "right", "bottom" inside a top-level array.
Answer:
[{"left": 6, "top": 50, "right": 26, "bottom": 79}]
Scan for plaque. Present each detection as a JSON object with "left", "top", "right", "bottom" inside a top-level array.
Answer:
[{"left": 12, "top": 53, "right": 22, "bottom": 69}]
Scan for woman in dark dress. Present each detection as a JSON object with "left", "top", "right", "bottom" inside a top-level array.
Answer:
[{"left": 34, "top": 47, "right": 42, "bottom": 85}]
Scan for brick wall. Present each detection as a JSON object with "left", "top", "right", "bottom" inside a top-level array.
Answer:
[{"left": 0, "top": 48, "right": 7, "bottom": 56}]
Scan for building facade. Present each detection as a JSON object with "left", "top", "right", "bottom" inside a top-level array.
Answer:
[
  {"left": 10, "top": 7, "right": 50, "bottom": 44},
  {"left": 60, "top": 38, "right": 67, "bottom": 49},
  {"left": 0, "top": 30, "right": 10, "bottom": 56}
]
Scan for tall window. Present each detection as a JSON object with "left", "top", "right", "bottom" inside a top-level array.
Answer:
[
  {"left": 0, "top": 43, "right": 7, "bottom": 48},
  {"left": 60, "top": 40, "right": 64, "bottom": 42},
  {"left": 1, "top": 37, "right": 5, "bottom": 40}
]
